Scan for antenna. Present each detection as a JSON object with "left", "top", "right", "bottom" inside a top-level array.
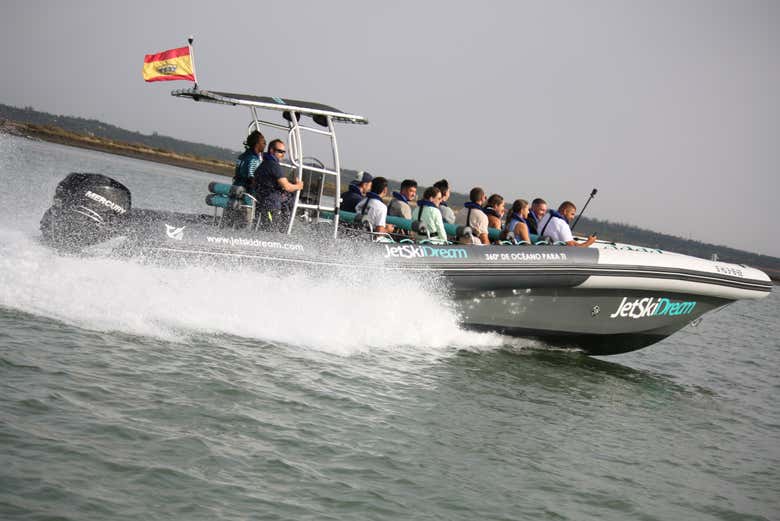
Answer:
[{"left": 571, "top": 188, "right": 597, "bottom": 231}]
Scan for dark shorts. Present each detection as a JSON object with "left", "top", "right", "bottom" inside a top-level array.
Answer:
[{"left": 257, "top": 208, "right": 289, "bottom": 233}]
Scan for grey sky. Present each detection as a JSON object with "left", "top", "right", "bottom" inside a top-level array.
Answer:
[{"left": 2, "top": 1, "right": 778, "bottom": 256}]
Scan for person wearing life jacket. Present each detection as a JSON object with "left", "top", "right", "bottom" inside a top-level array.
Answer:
[
  {"left": 340, "top": 171, "right": 373, "bottom": 212},
  {"left": 387, "top": 179, "right": 418, "bottom": 220},
  {"left": 484, "top": 194, "right": 506, "bottom": 236},
  {"left": 536, "top": 201, "right": 597, "bottom": 247},
  {"left": 526, "top": 198, "right": 548, "bottom": 235},
  {"left": 433, "top": 179, "right": 456, "bottom": 224},
  {"left": 454, "top": 187, "right": 490, "bottom": 245},
  {"left": 232, "top": 130, "right": 265, "bottom": 190},
  {"left": 504, "top": 199, "right": 531, "bottom": 243},
  {"left": 355, "top": 176, "right": 395, "bottom": 234},
  {"left": 411, "top": 186, "right": 447, "bottom": 244},
  {"left": 253, "top": 139, "right": 304, "bottom": 233}
]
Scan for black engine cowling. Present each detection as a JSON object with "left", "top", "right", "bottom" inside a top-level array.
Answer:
[{"left": 40, "top": 173, "right": 132, "bottom": 251}]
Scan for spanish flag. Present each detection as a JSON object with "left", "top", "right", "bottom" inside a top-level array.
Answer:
[{"left": 142, "top": 46, "right": 195, "bottom": 82}]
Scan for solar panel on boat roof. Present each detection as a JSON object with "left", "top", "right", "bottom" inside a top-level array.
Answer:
[{"left": 171, "top": 88, "right": 368, "bottom": 124}]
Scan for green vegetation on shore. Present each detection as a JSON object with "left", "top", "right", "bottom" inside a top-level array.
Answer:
[{"left": 2, "top": 102, "right": 778, "bottom": 279}]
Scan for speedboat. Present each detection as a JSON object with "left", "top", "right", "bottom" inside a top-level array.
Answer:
[{"left": 39, "top": 88, "right": 772, "bottom": 355}]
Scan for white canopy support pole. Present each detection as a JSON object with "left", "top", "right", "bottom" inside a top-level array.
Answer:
[
  {"left": 171, "top": 88, "right": 365, "bottom": 239},
  {"left": 250, "top": 107, "right": 262, "bottom": 132},
  {"left": 286, "top": 116, "right": 304, "bottom": 235},
  {"left": 328, "top": 116, "right": 341, "bottom": 238}
]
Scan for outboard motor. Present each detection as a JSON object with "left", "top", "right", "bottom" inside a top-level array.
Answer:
[{"left": 40, "top": 173, "right": 132, "bottom": 251}]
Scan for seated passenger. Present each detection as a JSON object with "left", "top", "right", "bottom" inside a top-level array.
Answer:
[
  {"left": 527, "top": 198, "right": 547, "bottom": 235},
  {"left": 504, "top": 199, "right": 531, "bottom": 243},
  {"left": 536, "top": 201, "right": 597, "bottom": 247},
  {"left": 253, "top": 139, "right": 304, "bottom": 232},
  {"left": 484, "top": 194, "right": 505, "bottom": 231},
  {"left": 232, "top": 130, "right": 265, "bottom": 190},
  {"left": 454, "top": 187, "right": 490, "bottom": 245},
  {"left": 355, "top": 176, "right": 395, "bottom": 234},
  {"left": 387, "top": 179, "right": 418, "bottom": 220},
  {"left": 433, "top": 179, "right": 456, "bottom": 224},
  {"left": 411, "top": 187, "right": 447, "bottom": 244},
  {"left": 340, "top": 171, "right": 373, "bottom": 212}
]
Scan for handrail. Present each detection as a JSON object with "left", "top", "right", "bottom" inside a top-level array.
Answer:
[{"left": 182, "top": 88, "right": 349, "bottom": 239}]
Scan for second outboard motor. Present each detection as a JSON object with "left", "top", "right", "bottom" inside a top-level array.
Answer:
[{"left": 40, "top": 173, "right": 132, "bottom": 251}]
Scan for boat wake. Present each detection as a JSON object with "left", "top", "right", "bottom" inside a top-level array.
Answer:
[{"left": 0, "top": 229, "right": 507, "bottom": 356}]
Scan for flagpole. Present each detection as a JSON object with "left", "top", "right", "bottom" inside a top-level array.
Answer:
[{"left": 188, "top": 35, "right": 199, "bottom": 90}]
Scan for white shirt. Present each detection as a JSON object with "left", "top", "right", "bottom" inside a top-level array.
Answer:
[
  {"left": 454, "top": 207, "right": 488, "bottom": 245},
  {"left": 536, "top": 212, "right": 573, "bottom": 243},
  {"left": 355, "top": 197, "right": 388, "bottom": 229}
]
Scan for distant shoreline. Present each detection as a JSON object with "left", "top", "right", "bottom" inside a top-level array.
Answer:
[{"left": 1, "top": 120, "right": 234, "bottom": 177}]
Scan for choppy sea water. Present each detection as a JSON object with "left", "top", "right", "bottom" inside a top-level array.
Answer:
[{"left": 0, "top": 135, "right": 778, "bottom": 520}]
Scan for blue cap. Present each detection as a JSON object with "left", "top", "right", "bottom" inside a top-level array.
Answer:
[{"left": 355, "top": 171, "right": 373, "bottom": 184}]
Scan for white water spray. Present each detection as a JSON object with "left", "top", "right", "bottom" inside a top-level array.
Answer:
[
  {"left": 0, "top": 135, "right": 507, "bottom": 356},
  {"left": 0, "top": 229, "right": 504, "bottom": 356}
]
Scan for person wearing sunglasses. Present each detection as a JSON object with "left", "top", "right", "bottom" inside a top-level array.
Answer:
[{"left": 253, "top": 139, "right": 304, "bottom": 232}]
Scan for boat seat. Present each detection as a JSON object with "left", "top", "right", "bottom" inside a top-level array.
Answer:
[
  {"left": 205, "top": 194, "right": 241, "bottom": 210},
  {"left": 355, "top": 214, "right": 373, "bottom": 233},
  {"left": 410, "top": 220, "right": 431, "bottom": 243},
  {"left": 455, "top": 225, "right": 473, "bottom": 243},
  {"left": 205, "top": 182, "right": 255, "bottom": 229},
  {"left": 208, "top": 182, "right": 245, "bottom": 199}
]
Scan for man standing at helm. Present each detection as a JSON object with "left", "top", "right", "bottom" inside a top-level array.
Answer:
[{"left": 253, "top": 139, "right": 304, "bottom": 233}]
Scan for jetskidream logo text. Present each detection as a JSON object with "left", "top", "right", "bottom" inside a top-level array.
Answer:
[
  {"left": 609, "top": 297, "right": 697, "bottom": 319},
  {"left": 383, "top": 244, "right": 468, "bottom": 259}
]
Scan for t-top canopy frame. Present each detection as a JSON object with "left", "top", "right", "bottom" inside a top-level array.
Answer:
[
  {"left": 172, "top": 88, "right": 368, "bottom": 238},
  {"left": 171, "top": 88, "right": 368, "bottom": 125}
]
